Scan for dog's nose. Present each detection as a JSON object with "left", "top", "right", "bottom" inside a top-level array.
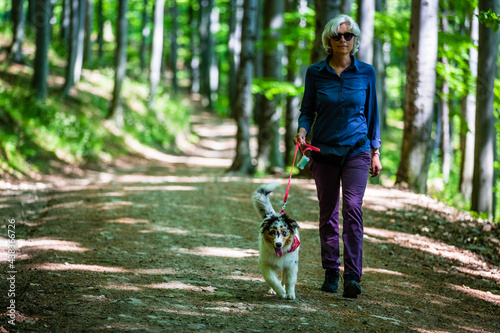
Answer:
[{"left": 275, "top": 242, "right": 282, "bottom": 248}]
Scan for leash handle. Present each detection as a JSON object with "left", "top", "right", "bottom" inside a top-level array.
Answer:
[
  {"left": 280, "top": 141, "right": 320, "bottom": 214},
  {"left": 299, "top": 141, "right": 320, "bottom": 154}
]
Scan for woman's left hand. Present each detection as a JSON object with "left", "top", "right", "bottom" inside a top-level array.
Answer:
[{"left": 369, "top": 154, "right": 382, "bottom": 177}]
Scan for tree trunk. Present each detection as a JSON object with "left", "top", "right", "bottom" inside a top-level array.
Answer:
[
  {"left": 373, "top": 0, "right": 387, "bottom": 131},
  {"left": 189, "top": 0, "right": 200, "bottom": 95},
  {"left": 169, "top": 0, "right": 179, "bottom": 95},
  {"left": 471, "top": 0, "right": 500, "bottom": 219},
  {"left": 32, "top": 0, "right": 52, "bottom": 101},
  {"left": 139, "top": 0, "right": 149, "bottom": 71},
  {"left": 357, "top": 0, "right": 375, "bottom": 64},
  {"left": 108, "top": 0, "right": 128, "bottom": 127},
  {"left": 199, "top": 0, "right": 215, "bottom": 108},
  {"left": 310, "top": 0, "right": 341, "bottom": 64},
  {"left": 284, "top": 0, "right": 303, "bottom": 166},
  {"left": 61, "top": 0, "right": 70, "bottom": 42},
  {"left": 228, "top": 0, "right": 243, "bottom": 115},
  {"left": 149, "top": 0, "right": 164, "bottom": 106},
  {"left": 438, "top": 15, "right": 451, "bottom": 183},
  {"left": 96, "top": 0, "right": 104, "bottom": 59},
  {"left": 395, "top": 0, "right": 438, "bottom": 193},
  {"left": 62, "top": 0, "right": 86, "bottom": 96},
  {"left": 459, "top": 9, "right": 478, "bottom": 200},
  {"left": 10, "top": 0, "right": 26, "bottom": 63},
  {"left": 257, "top": 0, "right": 285, "bottom": 173},
  {"left": 84, "top": 0, "right": 94, "bottom": 64},
  {"left": 228, "top": 0, "right": 258, "bottom": 175},
  {"left": 341, "top": 0, "right": 353, "bottom": 14}
]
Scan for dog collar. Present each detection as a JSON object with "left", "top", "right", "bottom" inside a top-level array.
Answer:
[{"left": 287, "top": 235, "right": 300, "bottom": 253}]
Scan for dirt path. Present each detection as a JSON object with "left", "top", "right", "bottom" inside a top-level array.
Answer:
[{"left": 1, "top": 109, "right": 499, "bottom": 332}]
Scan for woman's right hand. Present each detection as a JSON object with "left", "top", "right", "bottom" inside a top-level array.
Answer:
[{"left": 294, "top": 128, "right": 307, "bottom": 146}]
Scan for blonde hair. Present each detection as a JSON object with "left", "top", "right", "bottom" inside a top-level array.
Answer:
[{"left": 322, "top": 14, "right": 361, "bottom": 55}]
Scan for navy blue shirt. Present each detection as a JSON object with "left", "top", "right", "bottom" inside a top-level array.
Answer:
[{"left": 298, "top": 55, "right": 381, "bottom": 156}]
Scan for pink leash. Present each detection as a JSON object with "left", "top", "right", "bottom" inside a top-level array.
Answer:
[{"left": 280, "top": 142, "right": 320, "bottom": 214}]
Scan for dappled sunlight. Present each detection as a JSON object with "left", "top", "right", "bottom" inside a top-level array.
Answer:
[
  {"left": 122, "top": 185, "right": 198, "bottom": 191},
  {"left": 452, "top": 266, "right": 500, "bottom": 283},
  {"left": 145, "top": 281, "right": 217, "bottom": 293},
  {"left": 0, "top": 238, "right": 89, "bottom": 262},
  {"left": 158, "top": 308, "right": 216, "bottom": 317},
  {"left": 39, "top": 200, "right": 84, "bottom": 213},
  {"left": 174, "top": 246, "right": 259, "bottom": 258},
  {"left": 205, "top": 233, "right": 244, "bottom": 239},
  {"left": 364, "top": 267, "right": 406, "bottom": 276},
  {"left": 104, "top": 120, "right": 232, "bottom": 167},
  {"left": 224, "top": 274, "right": 263, "bottom": 282},
  {"left": 107, "top": 218, "right": 149, "bottom": 224},
  {"left": 449, "top": 284, "right": 500, "bottom": 306},
  {"left": 363, "top": 186, "right": 473, "bottom": 221},
  {"left": 103, "top": 283, "right": 141, "bottom": 291},
  {"left": 204, "top": 306, "right": 249, "bottom": 314},
  {"left": 364, "top": 227, "right": 488, "bottom": 268},
  {"left": 28, "top": 263, "right": 176, "bottom": 275},
  {"left": 298, "top": 221, "right": 319, "bottom": 230},
  {"left": 139, "top": 227, "right": 188, "bottom": 234}
]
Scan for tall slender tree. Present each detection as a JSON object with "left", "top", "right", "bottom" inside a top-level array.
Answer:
[
  {"left": 139, "top": 0, "right": 149, "bottom": 71},
  {"left": 459, "top": 8, "right": 479, "bottom": 200},
  {"left": 471, "top": 0, "right": 500, "bottom": 219},
  {"left": 96, "top": 0, "right": 104, "bottom": 58},
  {"left": 149, "top": 0, "right": 165, "bottom": 105},
  {"left": 396, "top": 0, "right": 438, "bottom": 193},
  {"left": 62, "top": 0, "right": 86, "bottom": 96},
  {"left": 257, "top": 0, "right": 285, "bottom": 173},
  {"left": 84, "top": 0, "right": 94, "bottom": 64},
  {"left": 108, "top": 0, "right": 128, "bottom": 127},
  {"left": 9, "top": 0, "right": 26, "bottom": 63},
  {"left": 228, "top": 0, "right": 258, "bottom": 175},
  {"left": 438, "top": 14, "right": 451, "bottom": 183},
  {"left": 199, "top": 0, "right": 215, "bottom": 108},
  {"left": 228, "top": 0, "right": 243, "bottom": 112},
  {"left": 32, "top": 0, "right": 52, "bottom": 100},
  {"left": 169, "top": 0, "right": 179, "bottom": 95},
  {"left": 357, "top": 0, "right": 375, "bottom": 64},
  {"left": 310, "top": 0, "right": 341, "bottom": 64},
  {"left": 373, "top": 0, "right": 387, "bottom": 130}
]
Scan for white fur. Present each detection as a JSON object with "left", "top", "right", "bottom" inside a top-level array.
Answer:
[{"left": 253, "top": 183, "right": 300, "bottom": 300}]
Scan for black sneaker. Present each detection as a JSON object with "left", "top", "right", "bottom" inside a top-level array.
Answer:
[
  {"left": 321, "top": 269, "right": 340, "bottom": 293},
  {"left": 342, "top": 273, "right": 361, "bottom": 298}
]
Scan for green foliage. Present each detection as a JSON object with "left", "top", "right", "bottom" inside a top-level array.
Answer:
[
  {"left": 123, "top": 83, "right": 191, "bottom": 150},
  {"left": 252, "top": 78, "right": 302, "bottom": 100},
  {"left": 0, "top": 83, "right": 112, "bottom": 175},
  {"left": 477, "top": 9, "right": 500, "bottom": 32}
]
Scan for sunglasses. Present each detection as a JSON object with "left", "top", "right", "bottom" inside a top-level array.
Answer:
[{"left": 331, "top": 33, "right": 356, "bottom": 41}]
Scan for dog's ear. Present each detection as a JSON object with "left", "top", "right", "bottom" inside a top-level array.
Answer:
[
  {"left": 260, "top": 215, "right": 278, "bottom": 233},
  {"left": 283, "top": 214, "right": 300, "bottom": 230}
]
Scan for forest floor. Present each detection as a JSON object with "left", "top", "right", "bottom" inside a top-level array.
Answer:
[{"left": 0, "top": 107, "right": 499, "bottom": 332}]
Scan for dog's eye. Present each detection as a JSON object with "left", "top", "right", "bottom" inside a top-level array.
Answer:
[
  {"left": 269, "top": 230, "right": 276, "bottom": 236},
  {"left": 283, "top": 231, "right": 288, "bottom": 236}
]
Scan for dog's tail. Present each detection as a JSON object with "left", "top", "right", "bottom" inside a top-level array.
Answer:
[{"left": 252, "top": 182, "right": 280, "bottom": 219}]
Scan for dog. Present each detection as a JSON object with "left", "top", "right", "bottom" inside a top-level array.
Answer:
[{"left": 252, "top": 182, "right": 300, "bottom": 300}]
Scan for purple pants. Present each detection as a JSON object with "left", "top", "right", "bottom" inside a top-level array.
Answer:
[{"left": 310, "top": 151, "right": 371, "bottom": 279}]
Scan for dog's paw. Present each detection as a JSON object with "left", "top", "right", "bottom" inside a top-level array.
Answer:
[{"left": 285, "top": 293, "right": 296, "bottom": 300}]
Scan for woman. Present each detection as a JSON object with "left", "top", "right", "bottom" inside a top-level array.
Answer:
[{"left": 294, "top": 14, "right": 382, "bottom": 298}]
